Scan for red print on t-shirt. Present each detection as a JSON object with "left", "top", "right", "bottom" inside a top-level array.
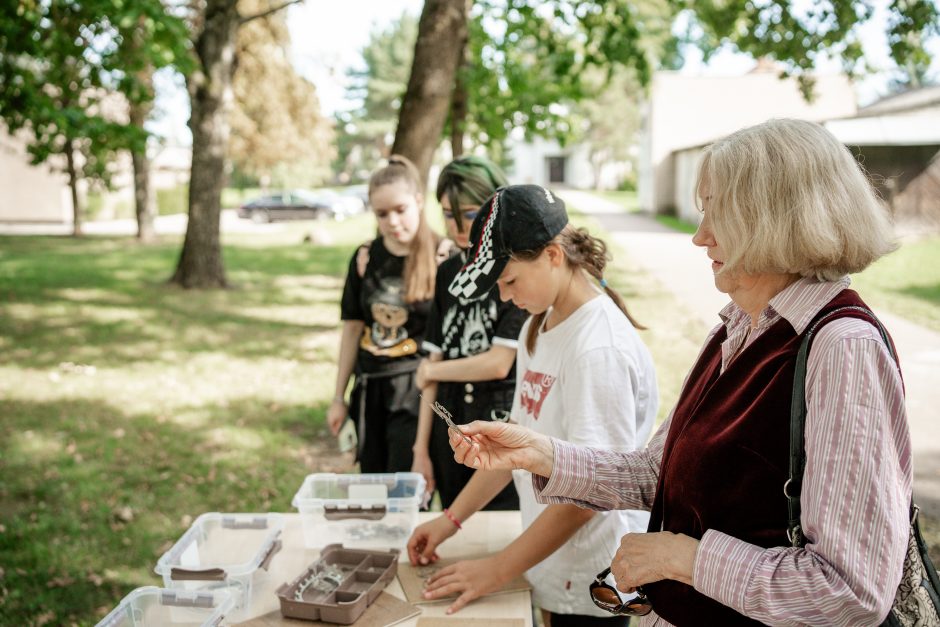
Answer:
[{"left": 520, "top": 370, "right": 556, "bottom": 420}]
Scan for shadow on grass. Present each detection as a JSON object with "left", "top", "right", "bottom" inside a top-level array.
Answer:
[
  {"left": 0, "top": 237, "right": 357, "bottom": 369},
  {"left": 895, "top": 282, "right": 940, "bottom": 306},
  {"left": 0, "top": 394, "right": 348, "bottom": 626}
]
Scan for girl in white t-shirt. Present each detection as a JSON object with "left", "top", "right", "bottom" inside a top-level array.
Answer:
[{"left": 406, "top": 184, "right": 658, "bottom": 627}]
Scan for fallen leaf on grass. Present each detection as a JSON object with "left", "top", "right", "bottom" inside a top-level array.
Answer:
[
  {"left": 112, "top": 506, "right": 134, "bottom": 523},
  {"left": 47, "top": 575, "right": 74, "bottom": 588}
]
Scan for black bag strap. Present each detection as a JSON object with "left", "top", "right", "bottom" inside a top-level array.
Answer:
[
  {"left": 786, "top": 305, "right": 897, "bottom": 547},
  {"left": 788, "top": 305, "right": 940, "bottom": 626}
]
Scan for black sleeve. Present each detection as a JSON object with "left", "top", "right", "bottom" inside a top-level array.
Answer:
[
  {"left": 423, "top": 269, "right": 447, "bottom": 351},
  {"left": 340, "top": 246, "right": 366, "bottom": 321},
  {"left": 493, "top": 299, "right": 528, "bottom": 345}
]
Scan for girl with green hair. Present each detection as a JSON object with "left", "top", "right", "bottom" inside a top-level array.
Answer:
[{"left": 412, "top": 155, "right": 525, "bottom": 510}]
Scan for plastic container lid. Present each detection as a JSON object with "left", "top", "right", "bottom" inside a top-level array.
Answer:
[
  {"left": 154, "top": 513, "right": 284, "bottom": 581},
  {"left": 95, "top": 586, "right": 234, "bottom": 627},
  {"left": 291, "top": 473, "right": 427, "bottom": 513}
]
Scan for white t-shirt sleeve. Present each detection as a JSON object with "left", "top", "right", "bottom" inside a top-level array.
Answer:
[{"left": 561, "top": 346, "right": 641, "bottom": 452}]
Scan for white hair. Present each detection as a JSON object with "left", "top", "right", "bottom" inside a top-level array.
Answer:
[{"left": 696, "top": 118, "right": 897, "bottom": 281}]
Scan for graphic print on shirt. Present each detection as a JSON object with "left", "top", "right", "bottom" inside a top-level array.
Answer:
[
  {"left": 440, "top": 298, "right": 499, "bottom": 359},
  {"left": 360, "top": 277, "right": 418, "bottom": 358},
  {"left": 519, "top": 370, "right": 556, "bottom": 420}
]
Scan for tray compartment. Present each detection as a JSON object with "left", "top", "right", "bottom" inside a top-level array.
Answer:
[{"left": 276, "top": 543, "right": 400, "bottom": 624}]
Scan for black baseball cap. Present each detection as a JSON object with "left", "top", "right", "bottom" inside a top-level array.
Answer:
[{"left": 448, "top": 184, "right": 568, "bottom": 300}]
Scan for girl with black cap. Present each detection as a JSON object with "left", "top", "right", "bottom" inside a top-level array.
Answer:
[{"left": 406, "top": 185, "right": 659, "bottom": 627}]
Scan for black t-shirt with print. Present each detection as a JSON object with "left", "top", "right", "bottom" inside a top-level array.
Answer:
[
  {"left": 340, "top": 238, "right": 432, "bottom": 374},
  {"left": 424, "top": 251, "right": 528, "bottom": 380}
]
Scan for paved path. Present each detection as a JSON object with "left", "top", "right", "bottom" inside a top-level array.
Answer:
[
  {"left": 566, "top": 190, "right": 940, "bottom": 516},
  {"left": 0, "top": 209, "right": 257, "bottom": 236}
]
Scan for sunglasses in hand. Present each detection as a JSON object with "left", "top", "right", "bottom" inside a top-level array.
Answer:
[{"left": 589, "top": 567, "right": 653, "bottom": 617}]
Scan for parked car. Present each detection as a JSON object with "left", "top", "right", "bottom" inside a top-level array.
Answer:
[
  {"left": 339, "top": 184, "right": 370, "bottom": 212},
  {"left": 237, "top": 190, "right": 348, "bottom": 223},
  {"left": 317, "top": 189, "right": 366, "bottom": 219}
]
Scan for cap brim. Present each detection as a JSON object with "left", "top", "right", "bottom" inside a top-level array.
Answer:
[{"left": 447, "top": 253, "right": 508, "bottom": 301}]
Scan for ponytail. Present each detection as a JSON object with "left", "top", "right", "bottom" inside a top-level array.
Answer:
[
  {"left": 517, "top": 225, "right": 645, "bottom": 353},
  {"left": 368, "top": 155, "right": 437, "bottom": 303}
]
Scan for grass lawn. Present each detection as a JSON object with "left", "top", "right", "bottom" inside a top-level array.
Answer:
[
  {"left": 593, "top": 190, "right": 640, "bottom": 212},
  {"left": 1, "top": 210, "right": 936, "bottom": 625},
  {"left": 0, "top": 218, "right": 374, "bottom": 626},
  {"left": 851, "top": 235, "right": 940, "bottom": 333}
]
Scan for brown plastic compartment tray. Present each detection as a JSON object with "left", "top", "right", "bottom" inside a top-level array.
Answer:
[{"left": 276, "top": 543, "right": 400, "bottom": 624}]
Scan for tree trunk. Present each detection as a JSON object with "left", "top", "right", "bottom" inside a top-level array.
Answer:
[
  {"left": 591, "top": 153, "right": 604, "bottom": 191},
  {"left": 129, "top": 95, "right": 156, "bottom": 243},
  {"left": 392, "top": 0, "right": 471, "bottom": 187},
  {"left": 171, "top": 0, "right": 240, "bottom": 288},
  {"left": 131, "top": 145, "right": 156, "bottom": 242},
  {"left": 65, "top": 141, "right": 82, "bottom": 237},
  {"left": 450, "top": 46, "right": 470, "bottom": 158}
]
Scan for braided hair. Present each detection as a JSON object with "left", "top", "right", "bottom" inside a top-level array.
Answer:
[{"left": 513, "top": 225, "right": 645, "bottom": 353}]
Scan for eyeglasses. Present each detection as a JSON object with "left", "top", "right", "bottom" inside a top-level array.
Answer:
[
  {"left": 442, "top": 209, "right": 479, "bottom": 221},
  {"left": 589, "top": 567, "right": 653, "bottom": 617}
]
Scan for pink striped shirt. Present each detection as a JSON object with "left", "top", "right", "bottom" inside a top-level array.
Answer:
[{"left": 533, "top": 277, "right": 911, "bottom": 626}]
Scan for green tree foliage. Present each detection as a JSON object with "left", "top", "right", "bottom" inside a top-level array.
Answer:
[
  {"left": 343, "top": 0, "right": 677, "bottom": 174},
  {"left": 456, "top": 0, "right": 677, "bottom": 154},
  {"left": 229, "top": 1, "right": 335, "bottom": 188},
  {"left": 0, "top": 0, "right": 190, "bottom": 235},
  {"left": 682, "top": 0, "right": 940, "bottom": 97},
  {"left": 570, "top": 69, "right": 643, "bottom": 190},
  {"left": 389, "top": 0, "right": 940, "bottom": 186},
  {"left": 334, "top": 13, "right": 418, "bottom": 182}
]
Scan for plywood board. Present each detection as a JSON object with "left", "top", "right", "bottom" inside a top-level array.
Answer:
[
  {"left": 239, "top": 591, "right": 420, "bottom": 627},
  {"left": 398, "top": 553, "right": 531, "bottom": 605}
]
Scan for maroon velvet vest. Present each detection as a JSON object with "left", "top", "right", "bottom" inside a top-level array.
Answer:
[{"left": 643, "top": 289, "right": 881, "bottom": 626}]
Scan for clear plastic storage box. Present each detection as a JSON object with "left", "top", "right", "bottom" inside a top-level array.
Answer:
[
  {"left": 95, "top": 586, "right": 234, "bottom": 627},
  {"left": 154, "top": 512, "right": 284, "bottom": 623},
  {"left": 291, "top": 473, "right": 426, "bottom": 549}
]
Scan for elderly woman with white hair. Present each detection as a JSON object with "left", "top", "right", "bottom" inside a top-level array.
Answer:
[{"left": 445, "top": 119, "right": 916, "bottom": 626}]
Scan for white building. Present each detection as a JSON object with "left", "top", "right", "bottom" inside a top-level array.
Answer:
[
  {"left": 639, "top": 63, "right": 858, "bottom": 221},
  {"left": 0, "top": 126, "right": 192, "bottom": 223},
  {"left": 825, "top": 86, "right": 940, "bottom": 228},
  {"left": 508, "top": 135, "right": 633, "bottom": 190},
  {"left": 0, "top": 128, "right": 73, "bottom": 222}
]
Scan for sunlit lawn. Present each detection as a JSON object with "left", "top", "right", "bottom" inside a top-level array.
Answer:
[
  {"left": 1, "top": 208, "right": 936, "bottom": 625},
  {"left": 0, "top": 216, "right": 377, "bottom": 626},
  {"left": 851, "top": 235, "right": 940, "bottom": 333},
  {"left": 593, "top": 190, "right": 640, "bottom": 212}
]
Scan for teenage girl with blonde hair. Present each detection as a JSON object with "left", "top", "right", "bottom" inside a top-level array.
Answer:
[{"left": 328, "top": 155, "right": 444, "bottom": 473}]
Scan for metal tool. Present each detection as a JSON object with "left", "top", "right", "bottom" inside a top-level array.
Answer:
[{"left": 419, "top": 394, "right": 473, "bottom": 445}]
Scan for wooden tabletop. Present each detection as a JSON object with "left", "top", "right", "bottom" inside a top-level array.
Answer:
[{"left": 235, "top": 511, "right": 533, "bottom": 627}]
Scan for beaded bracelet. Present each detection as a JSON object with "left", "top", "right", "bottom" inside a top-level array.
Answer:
[{"left": 443, "top": 508, "right": 462, "bottom": 530}]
